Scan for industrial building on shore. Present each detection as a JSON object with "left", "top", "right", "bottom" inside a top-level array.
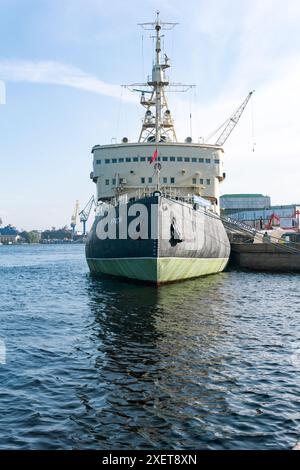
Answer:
[{"left": 221, "top": 194, "right": 300, "bottom": 230}]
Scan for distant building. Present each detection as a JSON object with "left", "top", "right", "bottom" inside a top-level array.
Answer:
[
  {"left": 0, "top": 225, "right": 20, "bottom": 243},
  {"left": 221, "top": 194, "right": 271, "bottom": 213},
  {"left": 221, "top": 194, "right": 300, "bottom": 230}
]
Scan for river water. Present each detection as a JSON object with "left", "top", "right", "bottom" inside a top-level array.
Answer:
[{"left": 0, "top": 244, "right": 300, "bottom": 450}]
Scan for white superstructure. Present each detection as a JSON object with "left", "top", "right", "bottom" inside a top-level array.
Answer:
[{"left": 90, "top": 13, "right": 225, "bottom": 211}]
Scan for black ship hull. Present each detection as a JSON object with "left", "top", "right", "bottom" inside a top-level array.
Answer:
[{"left": 86, "top": 195, "right": 230, "bottom": 284}]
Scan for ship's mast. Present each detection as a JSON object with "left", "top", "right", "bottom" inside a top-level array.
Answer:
[
  {"left": 124, "top": 12, "right": 194, "bottom": 143},
  {"left": 138, "top": 12, "right": 178, "bottom": 143},
  {"left": 153, "top": 13, "right": 168, "bottom": 142},
  {"left": 154, "top": 16, "right": 162, "bottom": 142}
]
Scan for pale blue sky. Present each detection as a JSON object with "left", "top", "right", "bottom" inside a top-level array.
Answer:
[{"left": 1, "top": 0, "right": 300, "bottom": 230}]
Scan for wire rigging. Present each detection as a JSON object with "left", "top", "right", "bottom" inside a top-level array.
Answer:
[
  {"left": 251, "top": 93, "right": 256, "bottom": 152},
  {"left": 141, "top": 31, "right": 145, "bottom": 81},
  {"left": 116, "top": 88, "right": 123, "bottom": 140},
  {"left": 168, "top": 196, "right": 300, "bottom": 256},
  {"left": 189, "top": 88, "right": 193, "bottom": 138}
]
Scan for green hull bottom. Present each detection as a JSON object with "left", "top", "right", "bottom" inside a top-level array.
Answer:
[{"left": 87, "top": 257, "right": 229, "bottom": 284}]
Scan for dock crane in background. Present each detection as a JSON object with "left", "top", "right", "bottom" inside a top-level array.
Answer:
[
  {"left": 205, "top": 90, "right": 254, "bottom": 146},
  {"left": 71, "top": 200, "right": 80, "bottom": 238},
  {"left": 79, "top": 196, "right": 96, "bottom": 236}
]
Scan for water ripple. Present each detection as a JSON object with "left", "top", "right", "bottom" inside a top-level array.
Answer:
[{"left": 0, "top": 244, "right": 300, "bottom": 449}]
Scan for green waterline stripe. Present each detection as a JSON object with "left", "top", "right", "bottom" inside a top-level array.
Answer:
[{"left": 87, "top": 257, "right": 229, "bottom": 283}]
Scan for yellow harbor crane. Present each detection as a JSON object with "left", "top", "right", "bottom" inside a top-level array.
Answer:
[{"left": 71, "top": 200, "right": 80, "bottom": 238}]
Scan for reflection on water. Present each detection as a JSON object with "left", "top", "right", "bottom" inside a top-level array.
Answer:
[
  {"left": 85, "top": 272, "right": 300, "bottom": 450},
  {"left": 85, "top": 274, "right": 229, "bottom": 449},
  {"left": 0, "top": 245, "right": 300, "bottom": 449},
  {"left": 0, "top": 339, "right": 6, "bottom": 364}
]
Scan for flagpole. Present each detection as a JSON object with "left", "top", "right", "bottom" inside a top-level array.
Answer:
[
  {"left": 150, "top": 147, "right": 160, "bottom": 191},
  {"left": 154, "top": 162, "right": 161, "bottom": 191}
]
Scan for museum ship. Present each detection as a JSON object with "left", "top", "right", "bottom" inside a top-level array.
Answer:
[{"left": 85, "top": 13, "right": 231, "bottom": 284}]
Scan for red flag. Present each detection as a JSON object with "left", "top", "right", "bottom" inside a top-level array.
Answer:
[{"left": 149, "top": 148, "right": 158, "bottom": 164}]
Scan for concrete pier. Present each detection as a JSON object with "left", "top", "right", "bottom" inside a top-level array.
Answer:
[{"left": 230, "top": 242, "right": 300, "bottom": 272}]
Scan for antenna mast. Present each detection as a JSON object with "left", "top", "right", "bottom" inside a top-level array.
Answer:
[
  {"left": 139, "top": 12, "right": 177, "bottom": 143},
  {"left": 124, "top": 12, "right": 194, "bottom": 143}
]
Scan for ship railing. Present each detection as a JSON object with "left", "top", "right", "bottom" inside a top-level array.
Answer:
[
  {"left": 96, "top": 187, "right": 215, "bottom": 213},
  {"left": 126, "top": 186, "right": 186, "bottom": 203},
  {"left": 119, "top": 187, "right": 214, "bottom": 209}
]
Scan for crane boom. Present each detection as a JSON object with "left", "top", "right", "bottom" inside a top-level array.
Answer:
[
  {"left": 214, "top": 90, "right": 254, "bottom": 146},
  {"left": 71, "top": 200, "right": 80, "bottom": 237},
  {"left": 79, "top": 196, "right": 96, "bottom": 235}
]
